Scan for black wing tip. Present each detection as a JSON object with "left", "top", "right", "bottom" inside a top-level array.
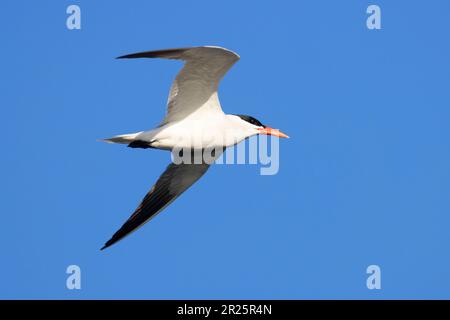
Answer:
[
  {"left": 116, "top": 54, "right": 138, "bottom": 59},
  {"left": 116, "top": 52, "right": 153, "bottom": 59},
  {"left": 116, "top": 53, "right": 156, "bottom": 59},
  {"left": 115, "top": 51, "right": 158, "bottom": 60},
  {"left": 115, "top": 48, "right": 189, "bottom": 60},
  {"left": 100, "top": 239, "right": 114, "bottom": 251}
]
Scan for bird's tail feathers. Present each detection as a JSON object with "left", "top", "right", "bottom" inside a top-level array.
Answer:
[{"left": 99, "top": 132, "right": 142, "bottom": 144}]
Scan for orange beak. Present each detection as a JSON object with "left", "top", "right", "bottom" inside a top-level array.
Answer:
[{"left": 257, "top": 127, "right": 290, "bottom": 138}]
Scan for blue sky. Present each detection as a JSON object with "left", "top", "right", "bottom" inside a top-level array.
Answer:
[{"left": 1, "top": 0, "right": 450, "bottom": 299}]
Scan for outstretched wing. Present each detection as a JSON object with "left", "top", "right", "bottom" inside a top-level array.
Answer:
[
  {"left": 117, "top": 46, "right": 240, "bottom": 125},
  {"left": 101, "top": 162, "right": 210, "bottom": 250}
]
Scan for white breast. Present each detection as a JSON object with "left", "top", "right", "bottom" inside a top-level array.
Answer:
[{"left": 137, "top": 112, "right": 254, "bottom": 150}]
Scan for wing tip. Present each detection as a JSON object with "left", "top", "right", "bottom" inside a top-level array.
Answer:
[
  {"left": 115, "top": 46, "right": 240, "bottom": 61},
  {"left": 115, "top": 48, "right": 187, "bottom": 60},
  {"left": 116, "top": 52, "right": 156, "bottom": 59},
  {"left": 116, "top": 54, "right": 136, "bottom": 59},
  {"left": 100, "top": 240, "right": 113, "bottom": 251}
]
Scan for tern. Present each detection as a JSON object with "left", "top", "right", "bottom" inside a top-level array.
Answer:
[{"left": 101, "top": 46, "right": 288, "bottom": 250}]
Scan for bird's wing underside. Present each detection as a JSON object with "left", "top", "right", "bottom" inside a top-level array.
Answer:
[
  {"left": 117, "top": 46, "right": 240, "bottom": 125},
  {"left": 101, "top": 161, "right": 210, "bottom": 250}
]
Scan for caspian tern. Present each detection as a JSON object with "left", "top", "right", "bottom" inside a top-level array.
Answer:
[{"left": 101, "top": 46, "right": 288, "bottom": 250}]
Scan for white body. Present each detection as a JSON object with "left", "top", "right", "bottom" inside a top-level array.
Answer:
[{"left": 136, "top": 113, "right": 257, "bottom": 150}]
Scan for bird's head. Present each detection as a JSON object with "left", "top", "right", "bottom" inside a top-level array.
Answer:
[{"left": 232, "top": 114, "right": 289, "bottom": 139}]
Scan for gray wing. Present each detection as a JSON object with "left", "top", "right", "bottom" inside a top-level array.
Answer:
[
  {"left": 117, "top": 46, "right": 240, "bottom": 125},
  {"left": 101, "top": 162, "right": 210, "bottom": 250}
]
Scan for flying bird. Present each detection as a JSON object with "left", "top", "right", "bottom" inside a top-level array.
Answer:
[{"left": 101, "top": 46, "right": 288, "bottom": 250}]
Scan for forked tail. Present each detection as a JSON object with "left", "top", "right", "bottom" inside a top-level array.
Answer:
[{"left": 100, "top": 132, "right": 142, "bottom": 144}]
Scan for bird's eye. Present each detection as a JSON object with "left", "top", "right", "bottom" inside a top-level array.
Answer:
[{"left": 235, "top": 114, "right": 265, "bottom": 128}]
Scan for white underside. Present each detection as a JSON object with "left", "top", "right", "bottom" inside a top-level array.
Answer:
[{"left": 135, "top": 112, "right": 257, "bottom": 150}]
